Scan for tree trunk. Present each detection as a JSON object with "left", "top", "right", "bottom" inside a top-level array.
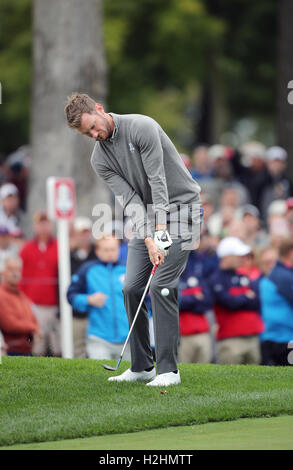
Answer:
[
  {"left": 27, "top": 0, "right": 109, "bottom": 234},
  {"left": 197, "top": 49, "right": 227, "bottom": 146},
  {"left": 277, "top": 0, "right": 293, "bottom": 180}
]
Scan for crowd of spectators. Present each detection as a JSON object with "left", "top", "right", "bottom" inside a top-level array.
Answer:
[
  {"left": 0, "top": 141, "right": 293, "bottom": 366},
  {"left": 177, "top": 142, "right": 293, "bottom": 366}
]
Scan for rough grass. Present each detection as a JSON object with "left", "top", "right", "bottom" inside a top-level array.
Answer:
[{"left": 0, "top": 357, "right": 293, "bottom": 446}]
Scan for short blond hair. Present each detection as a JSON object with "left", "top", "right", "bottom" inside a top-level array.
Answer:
[{"left": 64, "top": 92, "right": 97, "bottom": 129}]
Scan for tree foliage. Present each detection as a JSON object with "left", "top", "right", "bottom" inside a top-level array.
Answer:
[
  {"left": 104, "top": 0, "right": 224, "bottom": 148},
  {"left": 0, "top": 0, "right": 32, "bottom": 154},
  {"left": 209, "top": 0, "right": 277, "bottom": 117},
  {"left": 0, "top": 0, "right": 277, "bottom": 155}
]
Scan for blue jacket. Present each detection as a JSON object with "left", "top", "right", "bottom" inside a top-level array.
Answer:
[
  {"left": 185, "top": 250, "right": 219, "bottom": 280},
  {"left": 260, "top": 261, "right": 293, "bottom": 343},
  {"left": 179, "top": 252, "right": 214, "bottom": 314},
  {"left": 178, "top": 252, "right": 213, "bottom": 335},
  {"left": 67, "top": 259, "right": 129, "bottom": 344}
]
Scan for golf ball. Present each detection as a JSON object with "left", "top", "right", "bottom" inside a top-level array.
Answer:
[{"left": 161, "top": 288, "right": 169, "bottom": 296}]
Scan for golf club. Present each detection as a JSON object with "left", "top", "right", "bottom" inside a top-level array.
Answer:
[{"left": 102, "top": 262, "right": 159, "bottom": 371}]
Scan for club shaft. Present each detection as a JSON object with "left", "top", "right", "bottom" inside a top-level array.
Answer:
[{"left": 120, "top": 264, "right": 158, "bottom": 358}]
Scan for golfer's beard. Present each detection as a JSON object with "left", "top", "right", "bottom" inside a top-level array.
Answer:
[{"left": 96, "top": 119, "right": 112, "bottom": 141}]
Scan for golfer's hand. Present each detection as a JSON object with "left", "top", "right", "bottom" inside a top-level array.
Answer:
[
  {"left": 154, "top": 229, "right": 173, "bottom": 256},
  {"left": 88, "top": 292, "right": 108, "bottom": 307},
  {"left": 145, "top": 238, "right": 164, "bottom": 266}
]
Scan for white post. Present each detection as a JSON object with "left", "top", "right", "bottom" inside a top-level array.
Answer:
[{"left": 57, "top": 218, "right": 73, "bottom": 358}]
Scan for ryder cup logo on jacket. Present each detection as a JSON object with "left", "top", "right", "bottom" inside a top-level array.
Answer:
[
  {"left": 240, "top": 276, "right": 249, "bottom": 286},
  {"left": 187, "top": 276, "right": 198, "bottom": 287},
  {"left": 128, "top": 142, "right": 135, "bottom": 153}
]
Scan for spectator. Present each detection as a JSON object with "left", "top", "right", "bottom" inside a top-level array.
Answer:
[
  {"left": 237, "top": 250, "right": 262, "bottom": 282},
  {"left": 259, "top": 239, "right": 293, "bottom": 366},
  {"left": 257, "top": 246, "right": 278, "bottom": 277},
  {"left": 188, "top": 236, "right": 219, "bottom": 280},
  {"left": 200, "top": 193, "right": 215, "bottom": 227},
  {"left": 230, "top": 141, "right": 269, "bottom": 212},
  {"left": 220, "top": 183, "right": 249, "bottom": 209},
  {"left": 207, "top": 183, "right": 249, "bottom": 238},
  {"left": 236, "top": 204, "right": 269, "bottom": 248},
  {"left": 0, "top": 226, "right": 18, "bottom": 278},
  {"left": 70, "top": 216, "right": 97, "bottom": 358},
  {"left": 103, "top": 220, "right": 129, "bottom": 265},
  {"left": 190, "top": 145, "right": 212, "bottom": 180},
  {"left": 9, "top": 227, "right": 26, "bottom": 253},
  {"left": 210, "top": 237, "right": 264, "bottom": 364},
  {"left": 226, "top": 219, "right": 248, "bottom": 241},
  {"left": 5, "top": 145, "right": 31, "bottom": 211},
  {"left": 267, "top": 199, "right": 287, "bottom": 225},
  {"left": 285, "top": 197, "right": 293, "bottom": 237},
  {"left": 178, "top": 251, "right": 213, "bottom": 364},
  {"left": 0, "top": 183, "right": 25, "bottom": 234},
  {"left": 70, "top": 217, "right": 96, "bottom": 273},
  {"left": 207, "top": 204, "right": 236, "bottom": 238},
  {"left": 19, "top": 211, "right": 60, "bottom": 357},
  {"left": 199, "top": 145, "right": 233, "bottom": 208},
  {"left": 181, "top": 237, "right": 218, "bottom": 361},
  {"left": 67, "top": 234, "right": 130, "bottom": 361},
  {"left": 266, "top": 200, "right": 290, "bottom": 249},
  {"left": 261, "top": 146, "right": 293, "bottom": 219},
  {"left": 0, "top": 257, "right": 40, "bottom": 356},
  {"left": 209, "top": 145, "right": 234, "bottom": 182}
]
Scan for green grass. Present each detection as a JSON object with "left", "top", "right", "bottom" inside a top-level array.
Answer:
[
  {"left": 2, "top": 415, "right": 293, "bottom": 450},
  {"left": 0, "top": 357, "right": 293, "bottom": 447}
]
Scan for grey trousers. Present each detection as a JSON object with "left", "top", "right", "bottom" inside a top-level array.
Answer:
[{"left": 123, "top": 236, "right": 194, "bottom": 374}]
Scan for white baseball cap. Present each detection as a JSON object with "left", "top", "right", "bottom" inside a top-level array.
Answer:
[
  {"left": 208, "top": 144, "right": 227, "bottom": 161},
  {"left": 0, "top": 183, "right": 19, "bottom": 199},
  {"left": 240, "top": 141, "right": 266, "bottom": 160},
  {"left": 239, "top": 204, "right": 260, "bottom": 219},
  {"left": 73, "top": 216, "right": 92, "bottom": 232},
  {"left": 266, "top": 146, "right": 287, "bottom": 161},
  {"left": 217, "top": 236, "right": 251, "bottom": 258},
  {"left": 267, "top": 199, "right": 287, "bottom": 217}
]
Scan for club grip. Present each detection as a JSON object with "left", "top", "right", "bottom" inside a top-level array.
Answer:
[{"left": 151, "top": 263, "right": 159, "bottom": 275}]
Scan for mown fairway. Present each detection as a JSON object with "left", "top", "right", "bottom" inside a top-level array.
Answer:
[
  {"left": 1, "top": 357, "right": 293, "bottom": 448},
  {"left": 2, "top": 415, "right": 293, "bottom": 450}
]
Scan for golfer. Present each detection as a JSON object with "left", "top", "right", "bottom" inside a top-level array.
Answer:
[{"left": 65, "top": 93, "right": 202, "bottom": 386}]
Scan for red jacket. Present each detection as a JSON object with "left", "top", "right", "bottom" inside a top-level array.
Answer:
[
  {"left": 0, "top": 284, "right": 39, "bottom": 354},
  {"left": 19, "top": 238, "right": 59, "bottom": 306}
]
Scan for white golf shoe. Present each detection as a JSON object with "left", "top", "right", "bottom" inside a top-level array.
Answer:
[
  {"left": 146, "top": 370, "right": 181, "bottom": 387},
  {"left": 108, "top": 368, "right": 156, "bottom": 383}
]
